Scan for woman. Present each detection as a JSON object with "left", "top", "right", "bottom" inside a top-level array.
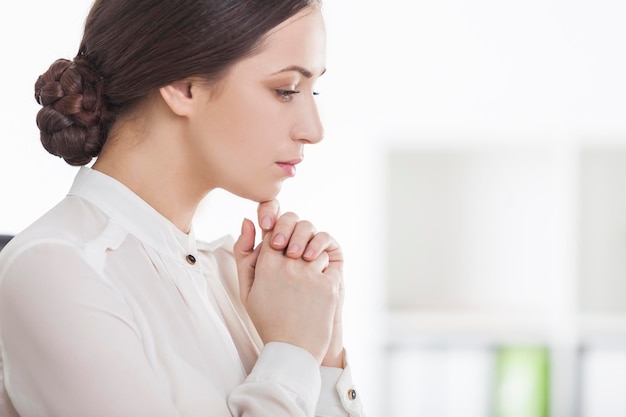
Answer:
[{"left": 0, "top": 0, "right": 365, "bottom": 416}]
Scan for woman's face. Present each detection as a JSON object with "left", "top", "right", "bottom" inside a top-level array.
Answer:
[{"left": 187, "top": 6, "right": 326, "bottom": 202}]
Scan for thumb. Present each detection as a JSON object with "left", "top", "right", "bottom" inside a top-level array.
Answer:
[
  {"left": 234, "top": 218, "right": 257, "bottom": 303},
  {"left": 234, "top": 218, "right": 256, "bottom": 260}
]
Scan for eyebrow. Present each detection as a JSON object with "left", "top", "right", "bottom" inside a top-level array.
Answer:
[{"left": 273, "top": 65, "right": 327, "bottom": 78}]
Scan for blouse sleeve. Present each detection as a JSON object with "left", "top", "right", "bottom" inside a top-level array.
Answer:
[
  {"left": 229, "top": 343, "right": 366, "bottom": 417},
  {"left": 0, "top": 243, "right": 183, "bottom": 417},
  {"left": 317, "top": 364, "right": 366, "bottom": 417}
]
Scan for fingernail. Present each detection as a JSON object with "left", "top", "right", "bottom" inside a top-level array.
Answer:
[
  {"left": 261, "top": 215, "right": 273, "bottom": 230},
  {"left": 304, "top": 248, "right": 315, "bottom": 259},
  {"left": 273, "top": 233, "right": 286, "bottom": 246},
  {"left": 288, "top": 244, "right": 300, "bottom": 254}
]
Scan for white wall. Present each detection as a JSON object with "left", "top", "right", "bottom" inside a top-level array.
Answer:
[{"left": 2, "top": 1, "right": 626, "bottom": 416}]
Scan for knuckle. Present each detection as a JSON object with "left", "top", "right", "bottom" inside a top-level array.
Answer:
[
  {"left": 281, "top": 211, "right": 299, "bottom": 222},
  {"left": 297, "top": 220, "right": 316, "bottom": 231},
  {"left": 257, "top": 199, "right": 279, "bottom": 211},
  {"left": 328, "top": 269, "right": 342, "bottom": 285},
  {"left": 316, "top": 231, "right": 331, "bottom": 241},
  {"left": 320, "top": 251, "right": 330, "bottom": 263},
  {"left": 284, "top": 258, "right": 301, "bottom": 277},
  {"left": 318, "top": 271, "right": 338, "bottom": 291}
]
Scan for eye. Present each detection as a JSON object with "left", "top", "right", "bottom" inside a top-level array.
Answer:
[{"left": 275, "top": 89, "right": 300, "bottom": 102}]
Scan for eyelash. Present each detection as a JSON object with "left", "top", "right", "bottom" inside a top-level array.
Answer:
[{"left": 275, "top": 89, "right": 321, "bottom": 102}]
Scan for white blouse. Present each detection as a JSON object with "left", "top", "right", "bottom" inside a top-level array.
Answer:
[{"left": 0, "top": 167, "right": 365, "bottom": 417}]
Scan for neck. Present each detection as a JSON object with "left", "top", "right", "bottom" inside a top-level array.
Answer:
[{"left": 92, "top": 108, "right": 210, "bottom": 234}]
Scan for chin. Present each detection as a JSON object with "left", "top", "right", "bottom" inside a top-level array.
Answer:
[{"left": 229, "top": 182, "right": 283, "bottom": 203}]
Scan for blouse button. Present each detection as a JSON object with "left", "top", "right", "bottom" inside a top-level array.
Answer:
[
  {"left": 186, "top": 254, "right": 196, "bottom": 265},
  {"left": 348, "top": 388, "right": 357, "bottom": 401}
]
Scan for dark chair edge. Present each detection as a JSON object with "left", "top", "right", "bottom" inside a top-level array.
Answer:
[{"left": 0, "top": 234, "right": 14, "bottom": 252}]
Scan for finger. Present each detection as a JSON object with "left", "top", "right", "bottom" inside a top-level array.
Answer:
[
  {"left": 269, "top": 212, "right": 299, "bottom": 251},
  {"left": 234, "top": 218, "right": 256, "bottom": 260},
  {"left": 285, "top": 220, "right": 317, "bottom": 259},
  {"left": 257, "top": 229, "right": 280, "bottom": 263},
  {"left": 309, "top": 250, "right": 330, "bottom": 273},
  {"left": 257, "top": 200, "right": 280, "bottom": 239},
  {"left": 233, "top": 218, "right": 257, "bottom": 302},
  {"left": 302, "top": 232, "right": 343, "bottom": 263}
]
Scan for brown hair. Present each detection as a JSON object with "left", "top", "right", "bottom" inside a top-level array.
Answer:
[{"left": 35, "top": 0, "right": 320, "bottom": 166}]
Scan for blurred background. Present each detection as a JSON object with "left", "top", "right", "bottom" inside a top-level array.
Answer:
[{"left": 2, "top": 0, "right": 626, "bottom": 416}]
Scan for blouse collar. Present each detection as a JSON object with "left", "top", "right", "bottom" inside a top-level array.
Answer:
[{"left": 68, "top": 166, "right": 198, "bottom": 263}]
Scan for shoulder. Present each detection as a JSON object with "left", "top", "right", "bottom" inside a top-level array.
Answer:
[
  {"left": 0, "top": 195, "right": 122, "bottom": 286},
  {"left": 4, "top": 195, "right": 109, "bottom": 250}
]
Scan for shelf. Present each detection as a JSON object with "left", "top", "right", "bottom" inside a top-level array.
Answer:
[
  {"left": 579, "top": 313, "right": 626, "bottom": 347},
  {"left": 579, "top": 148, "right": 626, "bottom": 315},
  {"left": 380, "top": 143, "right": 626, "bottom": 417}
]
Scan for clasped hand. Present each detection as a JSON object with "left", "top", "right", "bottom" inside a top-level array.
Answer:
[{"left": 234, "top": 200, "right": 344, "bottom": 368}]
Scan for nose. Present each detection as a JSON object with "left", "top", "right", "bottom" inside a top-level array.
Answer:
[{"left": 290, "top": 97, "right": 324, "bottom": 144}]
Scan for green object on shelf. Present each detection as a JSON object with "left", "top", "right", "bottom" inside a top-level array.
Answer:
[{"left": 493, "top": 346, "right": 550, "bottom": 417}]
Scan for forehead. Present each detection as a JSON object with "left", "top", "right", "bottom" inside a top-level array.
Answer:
[{"left": 241, "top": 7, "right": 327, "bottom": 76}]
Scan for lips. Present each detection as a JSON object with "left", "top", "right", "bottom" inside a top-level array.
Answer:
[
  {"left": 278, "top": 158, "right": 303, "bottom": 165},
  {"left": 276, "top": 158, "right": 302, "bottom": 177}
]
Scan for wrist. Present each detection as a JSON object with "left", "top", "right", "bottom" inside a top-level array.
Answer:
[{"left": 321, "top": 347, "right": 345, "bottom": 368}]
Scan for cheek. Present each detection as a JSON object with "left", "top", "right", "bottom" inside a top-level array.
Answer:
[
  {"left": 193, "top": 86, "right": 289, "bottom": 175},
  {"left": 225, "top": 83, "right": 286, "bottom": 130},
  {"left": 222, "top": 100, "right": 286, "bottom": 161},
  {"left": 238, "top": 96, "right": 283, "bottom": 139}
]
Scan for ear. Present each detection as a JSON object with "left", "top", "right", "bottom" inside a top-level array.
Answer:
[{"left": 159, "top": 81, "right": 194, "bottom": 116}]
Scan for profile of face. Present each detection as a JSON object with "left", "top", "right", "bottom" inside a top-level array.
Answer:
[{"left": 184, "top": 6, "right": 327, "bottom": 203}]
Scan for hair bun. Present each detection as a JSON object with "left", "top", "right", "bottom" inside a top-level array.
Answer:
[{"left": 35, "top": 57, "right": 108, "bottom": 166}]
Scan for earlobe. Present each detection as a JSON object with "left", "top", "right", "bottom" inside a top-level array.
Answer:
[{"left": 159, "top": 81, "right": 194, "bottom": 116}]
